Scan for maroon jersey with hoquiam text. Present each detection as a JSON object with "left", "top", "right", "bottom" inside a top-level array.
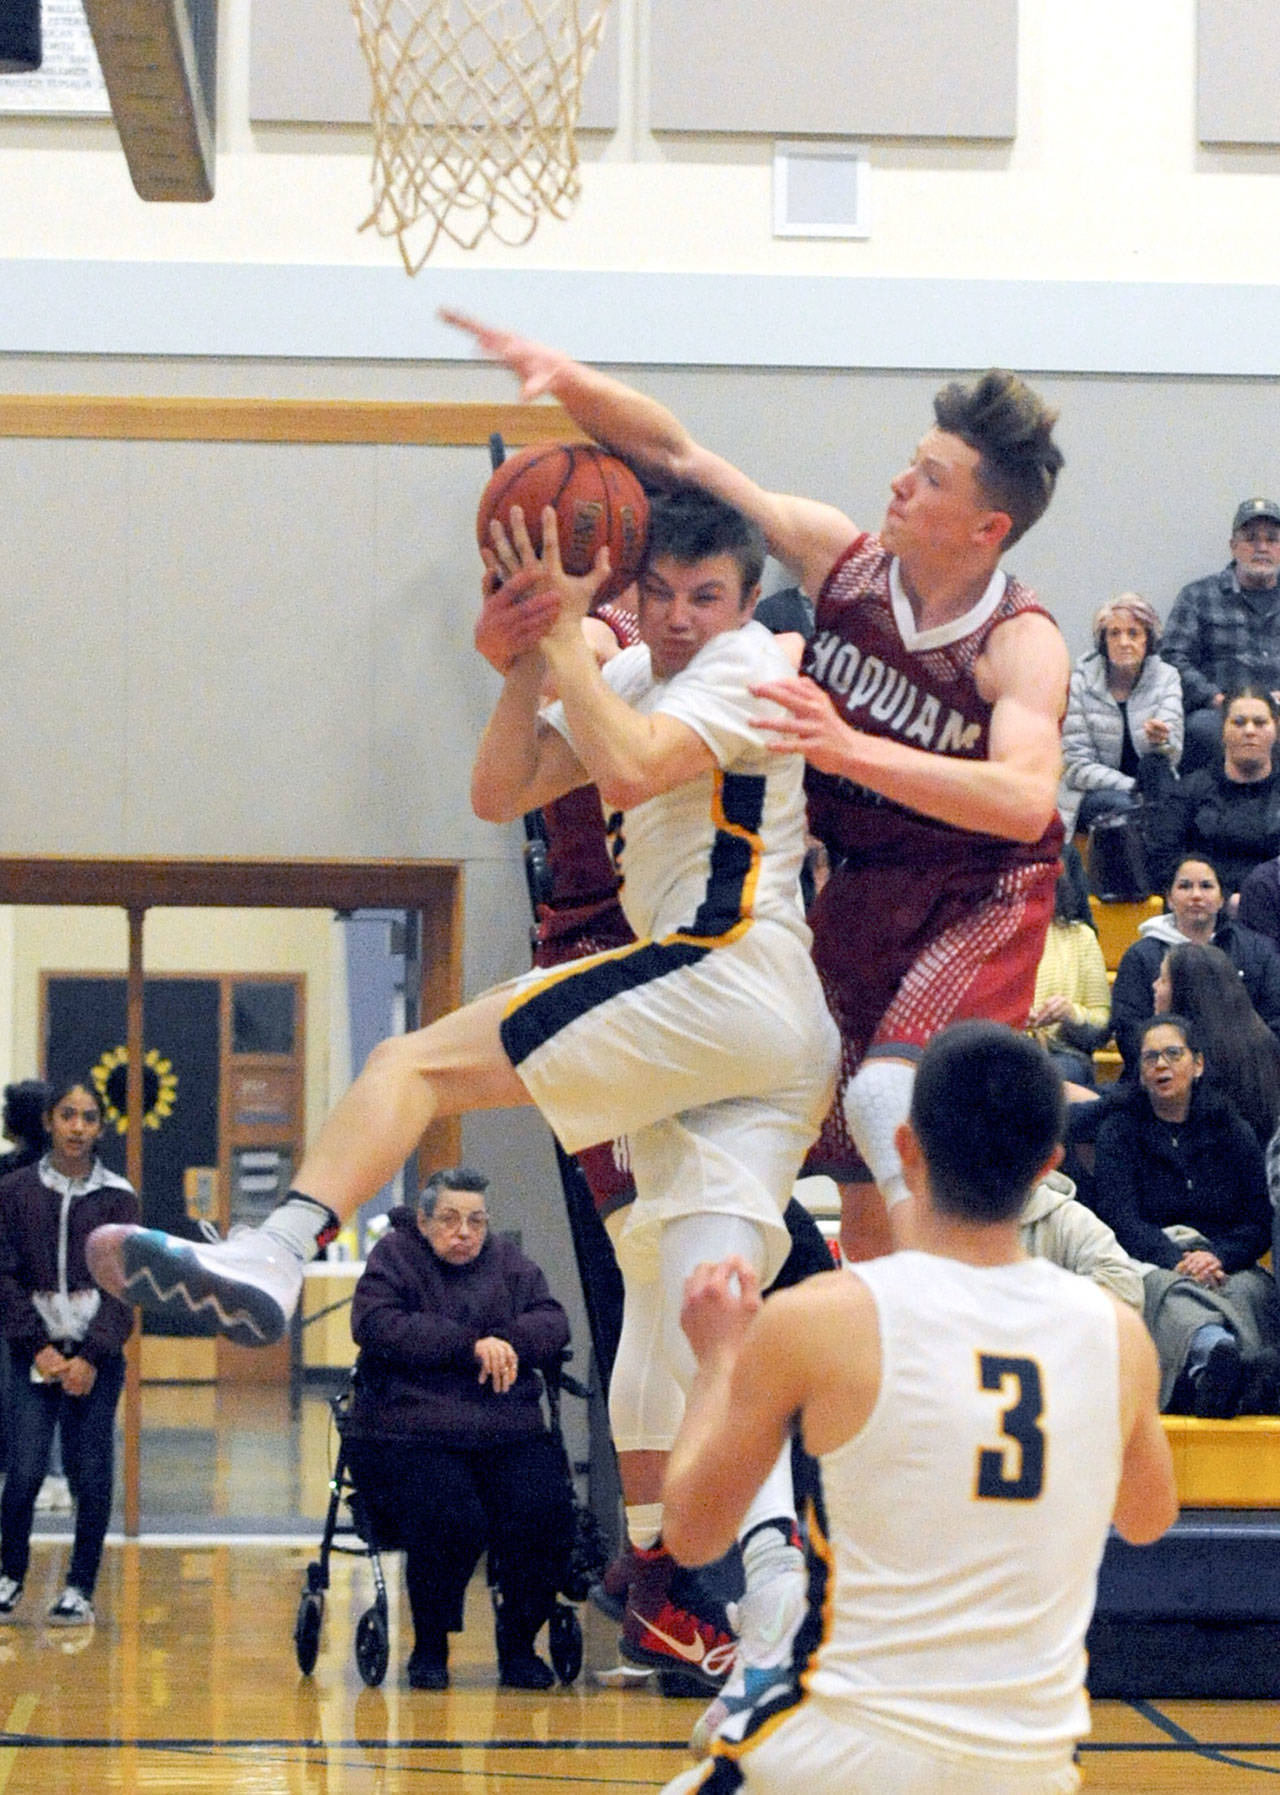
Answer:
[{"left": 803, "top": 534, "right": 1064, "bottom": 875}]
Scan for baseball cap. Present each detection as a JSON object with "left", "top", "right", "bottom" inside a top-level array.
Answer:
[{"left": 1233, "top": 497, "right": 1280, "bottom": 532}]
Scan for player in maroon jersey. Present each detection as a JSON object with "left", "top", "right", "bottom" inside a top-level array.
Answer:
[{"left": 447, "top": 313, "right": 1069, "bottom": 1263}]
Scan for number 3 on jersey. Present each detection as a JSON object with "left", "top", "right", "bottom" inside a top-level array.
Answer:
[{"left": 975, "top": 1354, "right": 1045, "bottom": 1501}]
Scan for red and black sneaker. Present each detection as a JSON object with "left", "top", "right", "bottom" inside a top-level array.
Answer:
[
  {"left": 621, "top": 1550, "right": 737, "bottom": 1690},
  {"left": 590, "top": 1541, "right": 649, "bottom": 1622}
]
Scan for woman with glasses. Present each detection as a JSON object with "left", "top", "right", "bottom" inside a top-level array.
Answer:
[
  {"left": 340, "top": 1165, "right": 574, "bottom": 1691},
  {"left": 1092, "top": 1015, "right": 1280, "bottom": 1416}
]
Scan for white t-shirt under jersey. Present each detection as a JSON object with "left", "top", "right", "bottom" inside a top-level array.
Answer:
[
  {"left": 543, "top": 619, "right": 810, "bottom": 946},
  {"left": 805, "top": 1250, "right": 1122, "bottom": 1770}
]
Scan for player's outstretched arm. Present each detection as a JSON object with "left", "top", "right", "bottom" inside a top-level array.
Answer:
[
  {"left": 1110, "top": 1298, "right": 1179, "bottom": 1546},
  {"left": 442, "top": 309, "right": 857, "bottom": 596}
]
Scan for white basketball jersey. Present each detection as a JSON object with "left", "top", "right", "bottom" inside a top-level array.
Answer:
[
  {"left": 543, "top": 620, "right": 811, "bottom": 945},
  {"left": 803, "top": 1250, "right": 1122, "bottom": 1767}
]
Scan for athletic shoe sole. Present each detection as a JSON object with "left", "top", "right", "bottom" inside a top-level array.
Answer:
[
  {"left": 619, "top": 1633, "right": 732, "bottom": 1692},
  {"left": 87, "top": 1227, "right": 287, "bottom": 1347}
]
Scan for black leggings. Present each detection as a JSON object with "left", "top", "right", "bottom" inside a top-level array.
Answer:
[{"left": 344, "top": 1432, "right": 574, "bottom": 1651}]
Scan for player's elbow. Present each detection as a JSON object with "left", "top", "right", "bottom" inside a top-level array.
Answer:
[
  {"left": 1112, "top": 1480, "right": 1180, "bottom": 1546},
  {"left": 470, "top": 775, "right": 522, "bottom": 825},
  {"left": 596, "top": 770, "right": 648, "bottom": 811},
  {"left": 1007, "top": 784, "right": 1059, "bottom": 843}
]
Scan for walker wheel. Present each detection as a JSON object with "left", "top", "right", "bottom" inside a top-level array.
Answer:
[
  {"left": 295, "top": 1591, "right": 324, "bottom": 1675},
  {"left": 355, "top": 1606, "right": 389, "bottom": 1687},
  {"left": 548, "top": 1602, "right": 583, "bottom": 1684}
]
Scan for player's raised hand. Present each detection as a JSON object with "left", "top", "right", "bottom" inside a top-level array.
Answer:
[
  {"left": 439, "top": 309, "right": 568, "bottom": 401},
  {"left": 474, "top": 553, "right": 561, "bottom": 674},
  {"left": 680, "top": 1256, "right": 762, "bottom": 1367},
  {"left": 487, "top": 505, "right": 610, "bottom": 654},
  {"left": 751, "top": 674, "right": 857, "bottom": 775}
]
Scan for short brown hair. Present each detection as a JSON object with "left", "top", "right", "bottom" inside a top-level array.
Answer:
[{"left": 933, "top": 370, "right": 1063, "bottom": 547}]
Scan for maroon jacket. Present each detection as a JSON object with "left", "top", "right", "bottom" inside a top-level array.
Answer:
[
  {"left": 0, "top": 1159, "right": 139, "bottom": 1366},
  {"left": 344, "top": 1208, "right": 571, "bottom": 1447}
]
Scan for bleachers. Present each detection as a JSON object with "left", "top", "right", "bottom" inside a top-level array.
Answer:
[{"left": 1084, "top": 887, "right": 1280, "bottom": 1696}]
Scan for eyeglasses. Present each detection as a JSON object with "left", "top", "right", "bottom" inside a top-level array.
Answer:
[
  {"left": 1139, "top": 1045, "right": 1189, "bottom": 1068},
  {"left": 430, "top": 1208, "right": 489, "bottom": 1233}
]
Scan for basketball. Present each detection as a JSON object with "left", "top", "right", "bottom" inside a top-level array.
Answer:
[{"left": 476, "top": 442, "right": 649, "bottom": 602}]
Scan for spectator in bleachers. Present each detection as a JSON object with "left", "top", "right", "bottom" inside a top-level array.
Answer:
[
  {"left": 1021, "top": 1166, "right": 1280, "bottom": 1414},
  {"left": 1058, "top": 594, "right": 1182, "bottom": 837},
  {"left": 1163, "top": 497, "right": 1280, "bottom": 776},
  {"left": 1157, "top": 943, "right": 1280, "bottom": 1149},
  {"left": 1238, "top": 848, "right": 1280, "bottom": 950},
  {"left": 1110, "top": 856, "right": 1280, "bottom": 1077},
  {"left": 1026, "top": 851, "right": 1111, "bottom": 1086},
  {"left": 0, "top": 1083, "right": 49, "bottom": 1179},
  {"left": 1145, "top": 684, "right": 1280, "bottom": 898},
  {"left": 1092, "top": 1014, "right": 1280, "bottom": 1417}
]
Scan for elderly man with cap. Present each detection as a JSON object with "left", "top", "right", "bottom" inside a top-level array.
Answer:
[{"left": 1164, "top": 497, "right": 1280, "bottom": 774}]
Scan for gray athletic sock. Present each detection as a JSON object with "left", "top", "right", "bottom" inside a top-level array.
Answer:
[{"left": 260, "top": 1192, "right": 341, "bottom": 1262}]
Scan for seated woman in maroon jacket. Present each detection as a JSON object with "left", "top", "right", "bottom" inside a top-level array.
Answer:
[
  {"left": 0, "top": 1075, "right": 138, "bottom": 1626},
  {"left": 341, "top": 1166, "right": 573, "bottom": 1691}
]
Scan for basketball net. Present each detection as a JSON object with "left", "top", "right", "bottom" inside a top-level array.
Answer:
[{"left": 349, "top": 0, "right": 612, "bottom": 274}]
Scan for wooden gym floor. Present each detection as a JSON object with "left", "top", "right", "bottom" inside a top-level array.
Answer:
[
  {"left": 0, "top": 1541, "right": 1275, "bottom": 1794},
  {"left": 0, "top": 1383, "right": 1273, "bottom": 1792}
]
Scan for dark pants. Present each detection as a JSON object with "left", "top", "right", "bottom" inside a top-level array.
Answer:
[
  {"left": 1076, "top": 787, "right": 1139, "bottom": 832},
  {"left": 345, "top": 1432, "right": 574, "bottom": 1655},
  {"left": 1, "top": 1345, "right": 125, "bottom": 1595}
]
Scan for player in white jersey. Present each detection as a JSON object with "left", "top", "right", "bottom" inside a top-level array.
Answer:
[
  {"left": 89, "top": 487, "right": 840, "bottom": 1688},
  {"left": 659, "top": 1021, "right": 1177, "bottom": 1794}
]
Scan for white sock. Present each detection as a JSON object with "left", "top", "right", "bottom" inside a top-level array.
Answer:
[
  {"left": 626, "top": 1503, "right": 663, "bottom": 1551},
  {"left": 261, "top": 1192, "right": 340, "bottom": 1262}
]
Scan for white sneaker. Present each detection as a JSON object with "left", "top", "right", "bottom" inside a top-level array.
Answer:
[
  {"left": 0, "top": 1576, "right": 22, "bottom": 1620},
  {"left": 689, "top": 1557, "right": 807, "bottom": 1757},
  {"left": 85, "top": 1223, "right": 303, "bottom": 1346},
  {"left": 47, "top": 1586, "right": 94, "bottom": 1626}
]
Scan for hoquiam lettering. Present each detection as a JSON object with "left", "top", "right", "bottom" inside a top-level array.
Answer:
[{"left": 809, "top": 630, "right": 981, "bottom": 756}]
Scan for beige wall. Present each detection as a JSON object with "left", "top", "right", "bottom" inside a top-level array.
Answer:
[
  {"left": 1, "top": 905, "right": 336, "bottom": 1146},
  {"left": 0, "top": 2, "right": 1276, "bottom": 285}
]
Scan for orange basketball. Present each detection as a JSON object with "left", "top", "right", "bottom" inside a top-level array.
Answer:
[{"left": 476, "top": 442, "right": 649, "bottom": 603}]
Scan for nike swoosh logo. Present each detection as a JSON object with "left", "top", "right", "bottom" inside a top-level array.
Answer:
[{"left": 627, "top": 1608, "right": 710, "bottom": 1665}]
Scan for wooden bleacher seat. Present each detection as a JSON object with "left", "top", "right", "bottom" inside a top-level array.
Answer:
[
  {"left": 1088, "top": 892, "right": 1164, "bottom": 972},
  {"left": 1162, "top": 1415, "right": 1280, "bottom": 1506},
  {"left": 1084, "top": 893, "right": 1163, "bottom": 1079}
]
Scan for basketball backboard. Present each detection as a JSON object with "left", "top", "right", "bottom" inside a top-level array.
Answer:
[{"left": 81, "top": 0, "right": 216, "bottom": 199}]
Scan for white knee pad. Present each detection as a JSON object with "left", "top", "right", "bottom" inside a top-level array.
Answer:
[{"left": 842, "top": 1058, "right": 916, "bottom": 1209}]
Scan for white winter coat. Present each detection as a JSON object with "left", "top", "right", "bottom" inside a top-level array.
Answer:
[{"left": 1058, "top": 650, "right": 1184, "bottom": 834}]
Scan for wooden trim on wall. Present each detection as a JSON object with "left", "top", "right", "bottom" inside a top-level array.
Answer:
[
  {"left": 0, "top": 856, "right": 458, "bottom": 910},
  {"left": 0, "top": 396, "right": 582, "bottom": 445}
]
